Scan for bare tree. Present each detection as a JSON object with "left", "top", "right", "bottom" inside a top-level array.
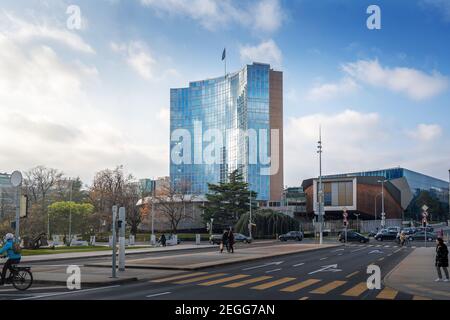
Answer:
[{"left": 154, "top": 181, "right": 195, "bottom": 234}]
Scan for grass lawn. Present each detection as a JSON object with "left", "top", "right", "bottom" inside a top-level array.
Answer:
[{"left": 21, "top": 246, "right": 149, "bottom": 256}]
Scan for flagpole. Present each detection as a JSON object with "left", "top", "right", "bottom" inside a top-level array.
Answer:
[{"left": 224, "top": 47, "right": 227, "bottom": 78}]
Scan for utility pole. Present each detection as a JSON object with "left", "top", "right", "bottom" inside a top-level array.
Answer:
[
  {"left": 317, "top": 127, "right": 324, "bottom": 245},
  {"left": 151, "top": 179, "right": 155, "bottom": 246},
  {"left": 111, "top": 205, "right": 118, "bottom": 278},
  {"left": 10, "top": 171, "right": 22, "bottom": 240},
  {"left": 378, "top": 179, "right": 387, "bottom": 229},
  {"left": 68, "top": 178, "right": 73, "bottom": 245},
  {"left": 249, "top": 191, "right": 253, "bottom": 239}
]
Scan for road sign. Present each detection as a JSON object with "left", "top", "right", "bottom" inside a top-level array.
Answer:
[
  {"left": 422, "top": 205, "right": 429, "bottom": 212},
  {"left": 10, "top": 171, "right": 22, "bottom": 187}
]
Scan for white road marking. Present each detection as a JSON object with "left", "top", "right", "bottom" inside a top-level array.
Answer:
[
  {"left": 308, "top": 264, "right": 342, "bottom": 275},
  {"left": 242, "top": 261, "right": 284, "bottom": 271},
  {"left": 320, "top": 257, "right": 328, "bottom": 260},
  {"left": 265, "top": 268, "right": 282, "bottom": 273},
  {"left": 337, "top": 253, "right": 343, "bottom": 256},
  {"left": 0, "top": 286, "right": 65, "bottom": 293},
  {"left": 332, "top": 249, "right": 345, "bottom": 252},
  {"left": 15, "top": 285, "right": 121, "bottom": 300},
  {"left": 146, "top": 292, "right": 171, "bottom": 298},
  {"left": 351, "top": 247, "right": 366, "bottom": 253},
  {"left": 369, "top": 250, "right": 383, "bottom": 254},
  {"left": 376, "top": 245, "right": 381, "bottom": 247},
  {"left": 384, "top": 245, "right": 390, "bottom": 248},
  {"left": 293, "top": 263, "right": 305, "bottom": 267}
]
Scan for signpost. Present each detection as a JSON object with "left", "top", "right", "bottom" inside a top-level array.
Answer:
[
  {"left": 343, "top": 208, "right": 348, "bottom": 245},
  {"left": 10, "top": 171, "right": 22, "bottom": 239},
  {"left": 111, "top": 205, "right": 118, "bottom": 278},
  {"left": 118, "top": 207, "right": 126, "bottom": 272},
  {"left": 422, "top": 205, "right": 429, "bottom": 248}
]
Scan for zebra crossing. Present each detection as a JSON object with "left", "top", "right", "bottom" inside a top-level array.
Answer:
[{"left": 149, "top": 271, "right": 426, "bottom": 300}]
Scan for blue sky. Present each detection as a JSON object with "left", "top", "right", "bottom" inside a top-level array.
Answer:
[{"left": 0, "top": 0, "right": 449, "bottom": 186}]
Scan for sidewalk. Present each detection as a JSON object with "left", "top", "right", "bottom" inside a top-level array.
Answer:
[
  {"left": 87, "top": 243, "right": 339, "bottom": 271},
  {"left": 21, "top": 244, "right": 216, "bottom": 263},
  {"left": 384, "top": 247, "right": 450, "bottom": 300}
]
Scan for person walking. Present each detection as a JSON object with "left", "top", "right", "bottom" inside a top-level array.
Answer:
[
  {"left": 228, "top": 229, "right": 235, "bottom": 254},
  {"left": 160, "top": 234, "right": 166, "bottom": 247},
  {"left": 435, "top": 237, "right": 449, "bottom": 282},
  {"left": 220, "top": 230, "right": 228, "bottom": 253}
]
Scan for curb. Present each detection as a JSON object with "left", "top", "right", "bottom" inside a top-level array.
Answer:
[
  {"left": 32, "top": 277, "right": 139, "bottom": 287},
  {"left": 23, "top": 246, "right": 217, "bottom": 264},
  {"left": 85, "top": 244, "right": 341, "bottom": 271}
]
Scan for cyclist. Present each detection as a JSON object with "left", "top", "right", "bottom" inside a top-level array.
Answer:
[{"left": 0, "top": 233, "right": 21, "bottom": 285}]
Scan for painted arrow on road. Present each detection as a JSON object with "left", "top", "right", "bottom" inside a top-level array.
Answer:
[
  {"left": 369, "top": 250, "right": 383, "bottom": 254},
  {"left": 242, "top": 261, "right": 284, "bottom": 271},
  {"left": 308, "top": 264, "right": 342, "bottom": 275}
]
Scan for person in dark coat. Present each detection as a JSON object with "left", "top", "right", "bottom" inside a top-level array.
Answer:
[
  {"left": 160, "top": 234, "right": 166, "bottom": 247},
  {"left": 228, "top": 229, "right": 235, "bottom": 253},
  {"left": 435, "top": 237, "right": 449, "bottom": 282},
  {"left": 220, "top": 230, "right": 228, "bottom": 253}
]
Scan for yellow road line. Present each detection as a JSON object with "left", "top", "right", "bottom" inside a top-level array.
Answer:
[
  {"left": 413, "top": 295, "right": 432, "bottom": 300},
  {"left": 345, "top": 271, "right": 360, "bottom": 279},
  {"left": 150, "top": 272, "right": 207, "bottom": 283},
  {"left": 198, "top": 274, "right": 250, "bottom": 286},
  {"left": 251, "top": 277, "right": 296, "bottom": 290},
  {"left": 299, "top": 296, "right": 309, "bottom": 300},
  {"left": 376, "top": 287, "right": 398, "bottom": 300},
  {"left": 224, "top": 276, "right": 273, "bottom": 288},
  {"left": 174, "top": 273, "right": 227, "bottom": 284},
  {"left": 310, "top": 281, "right": 347, "bottom": 294},
  {"left": 342, "top": 282, "right": 368, "bottom": 297},
  {"left": 280, "top": 279, "right": 321, "bottom": 293}
]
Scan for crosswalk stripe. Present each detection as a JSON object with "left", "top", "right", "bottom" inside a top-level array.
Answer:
[
  {"left": 280, "top": 279, "right": 321, "bottom": 293},
  {"left": 342, "top": 282, "right": 368, "bottom": 297},
  {"left": 345, "top": 271, "right": 360, "bottom": 279},
  {"left": 174, "top": 273, "right": 227, "bottom": 284},
  {"left": 412, "top": 295, "right": 432, "bottom": 300},
  {"left": 251, "top": 277, "right": 296, "bottom": 290},
  {"left": 224, "top": 276, "right": 273, "bottom": 288},
  {"left": 376, "top": 287, "right": 398, "bottom": 300},
  {"left": 198, "top": 274, "right": 250, "bottom": 286},
  {"left": 310, "top": 281, "right": 347, "bottom": 294},
  {"left": 150, "top": 272, "right": 207, "bottom": 283}
]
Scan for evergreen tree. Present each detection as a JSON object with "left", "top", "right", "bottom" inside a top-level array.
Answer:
[{"left": 201, "top": 170, "right": 257, "bottom": 228}]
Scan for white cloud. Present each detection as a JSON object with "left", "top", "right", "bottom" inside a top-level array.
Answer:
[
  {"left": 0, "top": 11, "right": 95, "bottom": 54},
  {"left": 406, "top": 123, "right": 443, "bottom": 142},
  {"left": 341, "top": 59, "right": 449, "bottom": 100},
  {"left": 113, "top": 41, "right": 155, "bottom": 80},
  {"left": 240, "top": 39, "right": 282, "bottom": 67},
  {"left": 307, "top": 77, "right": 358, "bottom": 101},
  {"left": 140, "top": 0, "right": 285, "bottom": 33}
]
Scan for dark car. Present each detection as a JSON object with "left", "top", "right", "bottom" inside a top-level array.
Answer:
[
  {"left": 415, "top": 226, "right": 434, "bottom": 233},
  {"left": 400, "top": 227, "right": 416, "bottom": 235},
  {"left": 408, "top": 231, "right": 437, "bottom": 242},
  {"left": 374, "top": 229, "right": 398, "bottom": 241},
  {"left": 338, "top": 231, "right": 369, "bottom": 243},
  {"left": 233, "top": 233, "right": 252, "bottom": 244},
  {"left": 279, "top": 231, "right": 304, "bottom": 242}
]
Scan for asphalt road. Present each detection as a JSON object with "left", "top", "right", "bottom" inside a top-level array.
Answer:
[{"left": 0, "top": 241, "right": 424, "bottom": 301}]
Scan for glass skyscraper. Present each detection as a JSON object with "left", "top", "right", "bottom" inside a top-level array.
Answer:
[{"left": 170, "top": 63, "right": 284, "bottom": 202}]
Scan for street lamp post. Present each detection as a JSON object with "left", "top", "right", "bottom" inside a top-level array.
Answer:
[
  {"left": 354, "top": 213, "right": 360, "bottom": 233},
  {"left": 249, "top": 191, "right": 253, "bottom": 239},
  {"left": 377, "top": 180, "right": 388, "bottom": 228},
  {"left": 374, "top": 193, "right": 382, "bottom": 222},
  {"left": 317, "top": 127, "right": 324, "bottom": 245},
  {"left": 68, "top": 179, "right": 73, "bottom": 245}
]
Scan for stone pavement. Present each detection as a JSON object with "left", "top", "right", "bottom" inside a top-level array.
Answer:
[
  {"left": 87, "top": 243, "right": 339, "bottom": 271},
  {"left": 384, "top": 247, "right": 450, "bottom": 300},
  {"left": 31, "top": 265, "right": 186, "bottom": 287}
]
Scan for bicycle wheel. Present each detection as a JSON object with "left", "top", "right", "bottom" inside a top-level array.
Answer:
[{"left": 12, "top": 269, "right": 33, "bottom": 291}]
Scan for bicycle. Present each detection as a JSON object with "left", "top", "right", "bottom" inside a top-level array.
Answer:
[{"left": 1, "top": 258, "right": 33, "bottom": 291}]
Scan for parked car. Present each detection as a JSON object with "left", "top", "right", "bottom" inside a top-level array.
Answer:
[
  {"left": 338, "top": 231, "right": 369, "bottom": 243},
  {"left": 400, "top": 227, "right": 416, "bottom": 235},
  {"left": 408, "top": 231, "right": 437, "bottom": 242},
  {"left": 387, "top": 226, "right": 401, "bottom": 234},
  {"left": 233, "top": 233, "right": 252, "bottom": 244},
  {"left": 415, "top": 226, "right": 434, "bottom": 233},
  {"left": 209, "top": 234, "right": 222, "bottom": 245},
  {"left": 374, "top": 229, "right": 398, "bottom": 241},
  {"left": 279, "top": 231, "right": 304, "bottom": 242}
]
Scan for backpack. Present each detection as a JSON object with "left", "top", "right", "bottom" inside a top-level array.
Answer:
[{"left": 12, "top": 241, "right": 21, "bottom": 254}]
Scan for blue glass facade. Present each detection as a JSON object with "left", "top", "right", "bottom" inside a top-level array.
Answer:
[
  {"left": 170, "top": 63, "right": 274, "bottom": 201},
  {"left": 325, "top": 168, "right": 449, "bottom": 203}
]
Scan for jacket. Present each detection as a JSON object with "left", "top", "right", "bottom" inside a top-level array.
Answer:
[
  {"left": 436, "top": 243, "right": 449, "bottom": 268},
  {"left": 0, "top": 239, "right": 21, "bottom": 260}
]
